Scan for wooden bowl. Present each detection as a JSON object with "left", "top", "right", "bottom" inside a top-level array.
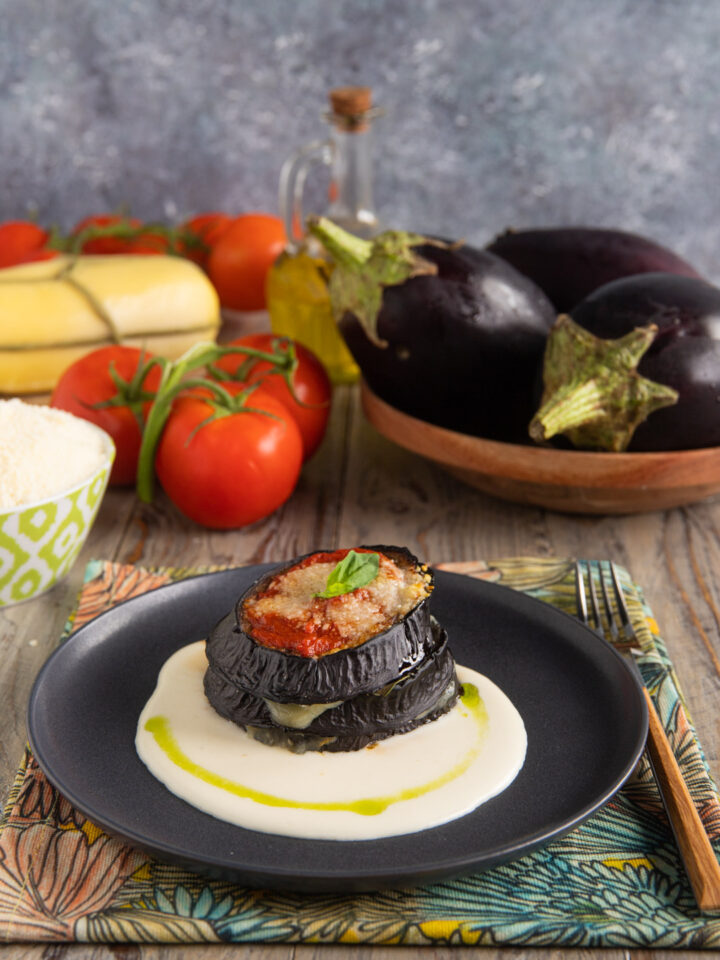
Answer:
[{"left": 361, "top": 382, "right": 720, "bottom": 514}]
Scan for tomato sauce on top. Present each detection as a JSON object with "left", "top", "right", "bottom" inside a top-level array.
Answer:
[{"left": 242, "top": 548, "right": 430, "bottom": 658}]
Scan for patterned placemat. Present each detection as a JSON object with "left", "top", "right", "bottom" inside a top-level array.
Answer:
[{"left": 1, "top": 556, "right": 720, "bottom": 947}]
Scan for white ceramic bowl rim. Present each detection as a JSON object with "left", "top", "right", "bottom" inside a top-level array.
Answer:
[{"left": 0, "top": 420, "right": 116, "bottom": 515}]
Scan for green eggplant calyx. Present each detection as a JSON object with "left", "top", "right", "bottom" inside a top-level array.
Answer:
[
  {"left": 306, "top": 216, "right": 440, "bottom": 347},
  {"left": 529, "top": 314, "right": 679, "bottom": 452}
]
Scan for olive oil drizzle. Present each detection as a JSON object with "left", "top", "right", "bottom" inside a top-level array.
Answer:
[{"left": 144, "top": 683, "right": 487, "bottom": 817}]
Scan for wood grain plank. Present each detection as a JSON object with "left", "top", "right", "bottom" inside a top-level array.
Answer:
[
  {"left": 339, "top": 388, "right": 547, "bottom": 561},
  {"left": 0, "top": 947, "right": 295, "bottom": 959},
  {"left": 289, "top": 948, "right": 630, "bottom": 960},
  {"left": 0, "top": 946, "right": 633, "bottom": 960}
]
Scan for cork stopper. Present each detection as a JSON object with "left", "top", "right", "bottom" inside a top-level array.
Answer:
[{"left": 328, "top": 87, "right": 372, "bottom": 130}]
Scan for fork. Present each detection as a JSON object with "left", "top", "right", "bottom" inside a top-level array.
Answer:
[{"left": 575, "top": 559, "right": 720, "bottom": 912}]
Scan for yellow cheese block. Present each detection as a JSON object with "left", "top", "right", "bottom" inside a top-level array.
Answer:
[{"left": 0, "top": 254, "right": 221, "bottom": 394}]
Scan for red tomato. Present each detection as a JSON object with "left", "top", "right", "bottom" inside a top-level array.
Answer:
[
  {"left": 155, "top": 385, "right": 302, "bottom": 529},
  {"left": 51, "top": 346, "right": 162, "bottom": 486},
  {"left": 124, "top": 230, "right": 170, "bottom": 255},
  {"left": 207, "top": 213, "right": 286, "bottom": 311},
  {"left": 180, "top": 212, "right": 232, "bottom": 266},
  {"left": 72, "top": 215, "right": 143, "bottom": 254},
  {"left": 71, "top": 215, "right": 169, "bottom": 255},
  {"left": 0, "top": 221, "right": 52, "bottom": 268},
  {"left": 213, "top": 334, "right": 331, "bottom": 460}
]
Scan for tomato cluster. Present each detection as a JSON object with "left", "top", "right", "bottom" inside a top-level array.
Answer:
[
  {"left": 5, "top": 204, "right": 319, "bottom": 528},
  {"left": 50, "top": 336, "right": 332, "bottom": 530},
  {"left": 0, "top": 210, "right": 287, "bottom": 312},
  {"left": 0, "top": 221, "right": 59, "bottom": 267}
]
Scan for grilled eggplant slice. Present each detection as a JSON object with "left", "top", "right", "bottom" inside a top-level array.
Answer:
[
  {"left": 241, "top": 678, "right": 460, "bottom": 753},
  {"left": 204, "top": 618, "right": 456, "bottom": 737},
  {"left": 205, "top": 545, "right": 436, "bottom": 703}
]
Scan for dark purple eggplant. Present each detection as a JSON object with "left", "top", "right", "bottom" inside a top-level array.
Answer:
[
  {"left": 487, "top": 227, "right": 702, "bottom": 313},
  {"left": 530, "top": 273, "right": 720, "bottom": 452},
  {"left": 307, "top": 217, "right": 556, "bottom": 443}
]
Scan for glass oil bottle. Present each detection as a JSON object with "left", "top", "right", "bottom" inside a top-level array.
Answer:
[{"left": 266, "top": 87, "right": 381, "bottom": 384}]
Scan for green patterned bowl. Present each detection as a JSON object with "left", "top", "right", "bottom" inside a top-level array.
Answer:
[{"left": 0, "top": 425, "right": 115, "bottom": 606}]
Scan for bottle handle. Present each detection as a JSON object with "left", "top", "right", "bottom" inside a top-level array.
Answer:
[{"left": 278, "top": 139, "right": 332, "bottom": 250}]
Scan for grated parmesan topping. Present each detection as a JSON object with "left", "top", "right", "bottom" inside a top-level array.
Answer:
[
  {"left": 0, "top": 399, "right": 111, "bottom": 510},
  {"left": 246, "top": 553, "right": 429, "bottom": 645}
]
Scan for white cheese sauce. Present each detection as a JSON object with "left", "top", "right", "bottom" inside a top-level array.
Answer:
[{"left": 136, "top": 641, "right": 527, "bottom": 841}]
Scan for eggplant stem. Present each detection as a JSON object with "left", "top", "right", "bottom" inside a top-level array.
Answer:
[
  {"left": 529, "top": 380, "right": 605, "bottom": 442},
  {"left": 306, "top": 216, "right": 373, "bottom": 267},
  {"left": 306, "top": 216, "right": 438, "bottom": 347}
]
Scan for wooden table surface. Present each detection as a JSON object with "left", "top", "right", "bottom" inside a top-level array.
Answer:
[{"left": 2, "top": 382, "right": 720, "bottom": 960}]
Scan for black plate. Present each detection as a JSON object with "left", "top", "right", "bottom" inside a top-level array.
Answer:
[{"left": 27, "top": 565, "right": 647, "bottom": 893}]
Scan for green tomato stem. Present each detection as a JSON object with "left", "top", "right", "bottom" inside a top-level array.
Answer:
[{"left": 135, "top": 341, "right": 297, "bottom": 502}]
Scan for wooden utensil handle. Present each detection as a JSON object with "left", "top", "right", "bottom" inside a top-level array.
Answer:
[{"left": 643, "top": 687, "right": 720, "bottom": 911}]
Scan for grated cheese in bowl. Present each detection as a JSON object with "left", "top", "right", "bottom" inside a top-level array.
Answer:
[
  {"left": 0, "top": 399, "right": 115, "bottom": 606},
  {"left": 0, "top": 399, "right": 111, "bottom": 509}
]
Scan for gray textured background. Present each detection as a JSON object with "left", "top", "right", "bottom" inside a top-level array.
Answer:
[{"left": 3, "top": 0, "right": 720, "bottom": 277}]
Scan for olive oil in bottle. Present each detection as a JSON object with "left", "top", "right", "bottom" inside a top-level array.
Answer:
[{"left": 266, "top": 87, "right": 381, "bottom": 384}]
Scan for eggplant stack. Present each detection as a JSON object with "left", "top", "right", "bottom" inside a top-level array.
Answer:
[{"left": 204, "top": 546, "right": 460, "bottom": 752}]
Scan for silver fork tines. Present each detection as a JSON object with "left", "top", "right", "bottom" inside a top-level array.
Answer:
[
  {"left": 574, "top": 560, "right": 639, "bottom": 653},
  {"left": 573, "top": 560, "right": 605, "bottom": 639},
  {"left": 604, "top": 562, "right": 635, "bottom": 651}
]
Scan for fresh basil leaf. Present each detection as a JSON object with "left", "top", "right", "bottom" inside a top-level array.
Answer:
[{"left": 316, "top": 550, "right": 380, "bottom": 599}]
